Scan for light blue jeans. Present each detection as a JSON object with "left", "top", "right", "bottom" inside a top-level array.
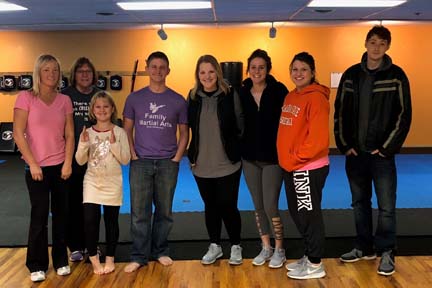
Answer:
[{"left": 128, "top": 158, "right": 179, "bottom": 264}]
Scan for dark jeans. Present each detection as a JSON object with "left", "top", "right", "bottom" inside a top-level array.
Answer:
[
  {"left": 346, "top": 153, "right": 397, "bottom": 253},
  {"left": 25, "top": 163, "right": 69, "bottom": 272},
  {"left": 283, "top": 165, "right": 328, "bottom": 262},
  {"left": 129, "top": 158, "right": 179, "bottom": 265},
  {"left": 194, "top": 168, "right": 242, "bottom": 245},
  {"left": 66, "top": 159, "right": 86, "bottom": 252},
  {"left": 83, "top": 203, "right": 120, "bottom": 257}
]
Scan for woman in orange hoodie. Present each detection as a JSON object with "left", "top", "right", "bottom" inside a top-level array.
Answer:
[{"left": 277, "top": 52, "right": 330, "bottom": 280}]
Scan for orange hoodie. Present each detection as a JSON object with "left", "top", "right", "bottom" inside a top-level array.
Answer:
[{"left": 277, "top": 83, "right": 330, "bottom": 172}]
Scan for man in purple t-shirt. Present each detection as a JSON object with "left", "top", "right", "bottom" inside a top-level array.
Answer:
[{"left": 123, "top": 51, "right": 188, "bottom": 272}]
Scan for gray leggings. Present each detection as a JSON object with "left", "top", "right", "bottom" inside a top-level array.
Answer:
[{"left": 242, "top": 160, "right": 284, "bottom": 239}]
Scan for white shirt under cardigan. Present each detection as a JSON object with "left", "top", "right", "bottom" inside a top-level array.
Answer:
[{"left": 75, "top": 125, "right": 131, "bottom": 206}]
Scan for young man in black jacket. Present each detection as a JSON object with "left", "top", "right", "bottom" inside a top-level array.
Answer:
[{"left": 334, "top": 25, "right": 412, "bottom": 276}]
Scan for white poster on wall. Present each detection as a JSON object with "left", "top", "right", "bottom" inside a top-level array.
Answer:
[{"left": 330, "top": 72, "right": 343, "bottom": 88}]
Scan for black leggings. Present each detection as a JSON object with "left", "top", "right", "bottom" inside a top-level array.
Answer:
[
  {"left": 66, "top": 159, "right": 86, "bottom": 252},
  {"left": 83, "top": 203, "right": 120, "bottom": 257},
  {"left": 283, "top": 165, "right": 329, "bottom": 263},
  {"left": 194, "top": 168, "right": 242, "bottom": 245}
]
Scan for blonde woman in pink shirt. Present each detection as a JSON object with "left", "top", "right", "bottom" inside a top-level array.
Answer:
[{"left": 13, "top": 54, "right": 74, "bottom": 282}]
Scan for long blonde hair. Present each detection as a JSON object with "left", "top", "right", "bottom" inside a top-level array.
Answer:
[
  {"left": 32, "top": 54, "right": 61, "bottom": 95},
  {"left": 190, "top": 55, "right": 229, "bottom": 100}
]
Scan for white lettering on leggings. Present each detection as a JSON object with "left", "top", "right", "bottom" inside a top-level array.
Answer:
[{"left": 294, "top": 170, "right": 312, "bottom": 211}]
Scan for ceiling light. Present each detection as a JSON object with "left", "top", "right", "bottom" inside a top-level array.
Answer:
[
  {"left": 117, "top": 1, "right": 211, "bottom": 10},
  {"left": 0, "top": 1, "right": 27, "bottom": 11},
  {"left": 269, "top": 22, "right": 276, "bottom": 39},
  {"left": 308, "top": 0, "right": 406, "bottom": 7},
  {"left": 157, "top": 24, "right": 168, "bottom": 40}
]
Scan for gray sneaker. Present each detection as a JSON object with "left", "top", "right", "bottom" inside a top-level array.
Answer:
[
  {"left": 285, "top": 255, "right": 308, "bottom": 271},
  {"left": 287, "top": 260, "right": 326, "bottom": 280},
  {"left": 228, "top": 244, "right": 243, "bottom": 265},
  {"left": 69, "top": 250, "right": 84, "bottom": 262},
  {"left": 201, "top": 243, "right": 223, "bottom": 265},
  {"left": 252, "top": 246, "right": 273, "bottom": 266},
  {"left": 340, "top": 248, "right": 377, "bottom": 263},
  {"left": 269, "top": 248, "right": 286, "bottom": 268},
  {"left": 377, "top": 251, "right": 395, "bottom": 276}
]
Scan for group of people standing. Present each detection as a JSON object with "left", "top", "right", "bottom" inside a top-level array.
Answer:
[{"left": 13, "top": 24, "right": 411, "bottom": 283}]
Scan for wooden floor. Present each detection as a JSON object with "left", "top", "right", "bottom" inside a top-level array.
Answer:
[{"left": 1, "top": 248, "right": 432, "bottom": 288}]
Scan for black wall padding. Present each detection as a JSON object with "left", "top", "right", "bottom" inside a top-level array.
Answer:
[
  {"left": 220, "top": 62, "right": 243, "bottom": 92},
  {"left": 0, "top": 122, "right": 16, "bottom": 152}
]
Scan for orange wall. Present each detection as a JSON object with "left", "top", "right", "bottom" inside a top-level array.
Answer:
[{"left": 0, "top": 24, "right": 430, "bottom": 147}]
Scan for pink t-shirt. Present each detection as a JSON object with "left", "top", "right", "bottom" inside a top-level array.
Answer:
[
  {"left": 297, "top": 156, "right": 329, "bottom": 172},
  {"left": 14, "top": 90, "right": 73, "bottom": 167}
]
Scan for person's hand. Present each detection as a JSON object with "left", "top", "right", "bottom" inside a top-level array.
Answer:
[
  {"left": 371, "top": 149, "right": 385, "bottom": 157},
  {"left": 110, "top": 127, "right": 116, "bottom": 144},
  {"left": 30, "top": 164, "right": 43, "bottom": 181},
  {"left": 345, "top": 148, "right": 358, "bottom": 156},
  {"left": 80, "top": 126, "right": 89, "bottom": 142},
  {"left": 61, "top": 163, "right": 72, "bottom": 180},
  {"left": 171, "top": 156, "right": 180, "bottom": 163}
]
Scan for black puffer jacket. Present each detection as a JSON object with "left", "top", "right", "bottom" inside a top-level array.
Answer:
[
  {"left": 334, "top": 53, "right": 412, "bottom": 157},
  {"left": 239, "top": 75, "right": 288, "bottom": 163}
]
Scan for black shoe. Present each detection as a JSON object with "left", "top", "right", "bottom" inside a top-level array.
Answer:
[
  {"left": 377, "top": 251, "right": 395, "bottom": 276},
  {"left": 340, "top": 248, "right": 376, "bottom": 263}
]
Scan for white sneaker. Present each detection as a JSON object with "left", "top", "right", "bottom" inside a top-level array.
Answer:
[
  {"left": 201, "top": 243, "right": 223, "bottom": 265},
  {"left": 57, "top": 265, "right": 71, "bottom": 276},
  {"left": 30, "top": 271, "right": 46, "bottom": 282}
]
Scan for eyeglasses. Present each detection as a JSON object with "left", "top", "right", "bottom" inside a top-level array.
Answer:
[{"left": 76, "top": 70, "right": 93, "bottom": 74}]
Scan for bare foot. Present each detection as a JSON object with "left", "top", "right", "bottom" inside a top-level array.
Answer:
[
  {"left": 89, "top": 255, "right": 104, "bottom": 275},
  {"left": 103, "top": 256, "right": 115, "bottom": 274},
  {"left": 124, "top": 262, "right": 142, "bottom": 273},
  {"left": 158, "top": 256, "right": 173, "bottom": 266}
]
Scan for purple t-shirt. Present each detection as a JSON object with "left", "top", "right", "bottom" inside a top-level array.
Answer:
[{"left": 123, "top": 87, "right": 188, "bottom": 159}]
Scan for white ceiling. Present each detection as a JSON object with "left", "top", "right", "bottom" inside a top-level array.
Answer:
[{"left": 0, "top": 0, "right": 431, "bottom": 31}]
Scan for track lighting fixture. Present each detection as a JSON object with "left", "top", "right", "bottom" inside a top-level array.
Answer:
[
  {"left": 157, "top": 24, "right": 168, "bottom": 40},
  {"left": 269, "top": 22, "right": 276, "bottom": 39}
]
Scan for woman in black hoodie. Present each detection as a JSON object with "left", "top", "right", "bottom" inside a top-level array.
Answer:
[{"left": 239, "top": 49, "right": 288, "bottom": 268}]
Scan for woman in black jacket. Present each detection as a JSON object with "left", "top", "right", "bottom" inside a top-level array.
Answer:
[
  {"left": 239, "top": 49, "right": 288, "bottom": 268},
  {"left": 188, "top": 55, "right": 244, "bottom": 266}
]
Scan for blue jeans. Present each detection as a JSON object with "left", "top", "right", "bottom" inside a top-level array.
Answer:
[
  {"left": 129, "top": 158, "right": 179, "bottom": 264},
  {"left": 345, "top": 152, "right": 397, "bottom": 253}
]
